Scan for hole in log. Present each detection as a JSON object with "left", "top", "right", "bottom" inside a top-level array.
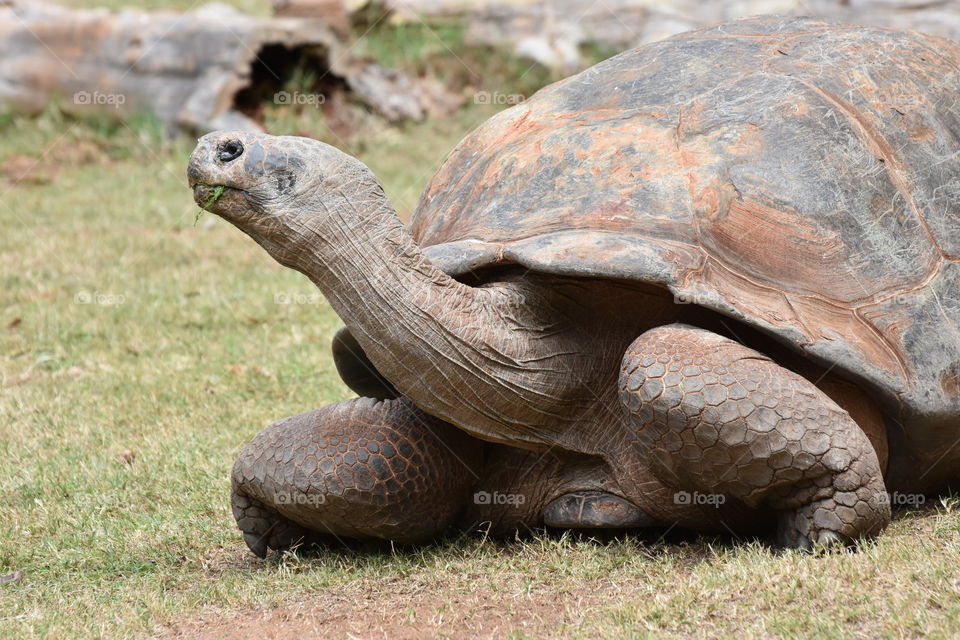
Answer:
[{"left": 232, "top": 44, "right": 348, "bottom": 123}]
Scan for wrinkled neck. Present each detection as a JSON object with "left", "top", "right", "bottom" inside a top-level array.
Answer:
[
  {"left": 289, "top": 183, "right": 464, "bottom": 310},
  {"left": 263, "top": 180, "right": 523, "bottom": 432}
]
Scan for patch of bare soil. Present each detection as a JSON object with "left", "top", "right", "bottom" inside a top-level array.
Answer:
[
  {"left": 0, "top": 140, "right": 106, "bottom": 187},
  {"left": 0, "top": 154, "right": 57, "bottom": 185},
  {"left": 154, "top": 576, "right": 627, "bottom": 640}
]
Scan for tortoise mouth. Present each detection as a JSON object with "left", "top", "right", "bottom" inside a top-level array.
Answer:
[{"left": 192, "top": 184, "right": 235, "bottom": 212}]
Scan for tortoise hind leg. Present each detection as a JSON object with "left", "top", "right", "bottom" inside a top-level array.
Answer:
[
  {"left": 544, "top": 491, "right": 658, "bottom": 529},
  {"left": 619, "top": 323, "right": 890, "bottom": 550},
  {"left": 232, "top": 397, "right": 481, "bottom": 556}
]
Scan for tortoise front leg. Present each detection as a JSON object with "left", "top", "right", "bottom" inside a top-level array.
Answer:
[
  {"left": 619, "top": 324, "right": 891, "bottom": 549},
  {"left": 231, "top": 397, "right": 481, "bottom": 556}
]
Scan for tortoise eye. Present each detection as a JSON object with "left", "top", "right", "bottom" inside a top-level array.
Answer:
[{"left": 218, "top": 141, "right": 244, "bottom": 163}]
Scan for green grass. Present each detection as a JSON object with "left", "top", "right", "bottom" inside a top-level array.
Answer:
[
  {"left": 3, "top": 102, "right": 960, "bottom": 640},
  {"left": 2, "top": 10, "right": 960, "bottom": 639}
]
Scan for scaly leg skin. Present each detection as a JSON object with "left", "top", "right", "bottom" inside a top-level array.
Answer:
[
  {"left": 619, "top": 323, "right": 890, "bottom": 550},
  {"left": 232, "top": 397, "right": 481, "bottom": 557}
]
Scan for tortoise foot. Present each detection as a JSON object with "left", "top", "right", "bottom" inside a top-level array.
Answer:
[
  {"left": 231, "top": 491, "right": 323, "bottom": 557},
  {"left": 776, "top": 482, "right": 886, "bottom": 551},
  {"left": 231, "top": 397, "right": 482, "bottom": 555},
  {"left": 777, "top": 506, "right": 855, "bottom": 552}
]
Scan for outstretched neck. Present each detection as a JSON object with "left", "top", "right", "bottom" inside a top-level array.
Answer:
[
  {"left": 264, "top": 180, "right": 542, "bottom": 444},
  {"left": 286, "top": 183, "right": 462, "bottom": 310}
]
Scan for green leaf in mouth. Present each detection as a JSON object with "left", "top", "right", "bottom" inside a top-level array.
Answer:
[
  {"left": 203, "top": 185, "right": 226, "bottom": 210},
  {"left": 195, "top": 185, "right": 226, "bottom": 225}
]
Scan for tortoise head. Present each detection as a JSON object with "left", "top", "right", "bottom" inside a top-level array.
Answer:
[{"left": 186, "top": 131, "right": 368, "bottom": 237}]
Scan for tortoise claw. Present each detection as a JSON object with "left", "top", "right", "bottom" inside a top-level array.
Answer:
[
  {"left": 243, "top": 532, "right": 269, "bottom": 558},
  {"left": 814, "top": 530, "right": 854, "bottom": 551},
  {"left": 232, "top": 487, "right": 316, "bottom": 558},
  {"left": 777, "top": 510, "right": 859, "bottom": 553}
]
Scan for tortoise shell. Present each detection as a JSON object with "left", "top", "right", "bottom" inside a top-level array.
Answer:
[{"left": 410, "top": 16, "right": 960, "bottom": 484}]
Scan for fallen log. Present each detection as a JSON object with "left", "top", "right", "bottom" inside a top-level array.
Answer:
[
  {"left": 0, "top": 0, "right": 460, "bottom": 133},
  {"left": 283, "top": 0, "right": 960, "bottom": 71}
]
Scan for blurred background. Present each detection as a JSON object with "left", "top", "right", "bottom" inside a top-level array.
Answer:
[
  {"left": 3, "top": 0, "right": 960, "bottom": 217},
  {"left": 2, "top": 1, "right": 960, "bottom": 637}
]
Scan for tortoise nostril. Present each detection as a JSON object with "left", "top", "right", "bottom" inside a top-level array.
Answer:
[{"left": 218, "top": 141, "right": 244, "bottom": 163}]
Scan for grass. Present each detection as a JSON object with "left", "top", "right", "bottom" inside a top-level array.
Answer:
[{"left": 2, "top": 6, "right": 960, "bottom": 639}]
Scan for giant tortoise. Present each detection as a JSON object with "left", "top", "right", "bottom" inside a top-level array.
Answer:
[{"left": 186, "top": 16, "right": 960, "bottom": 554}]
